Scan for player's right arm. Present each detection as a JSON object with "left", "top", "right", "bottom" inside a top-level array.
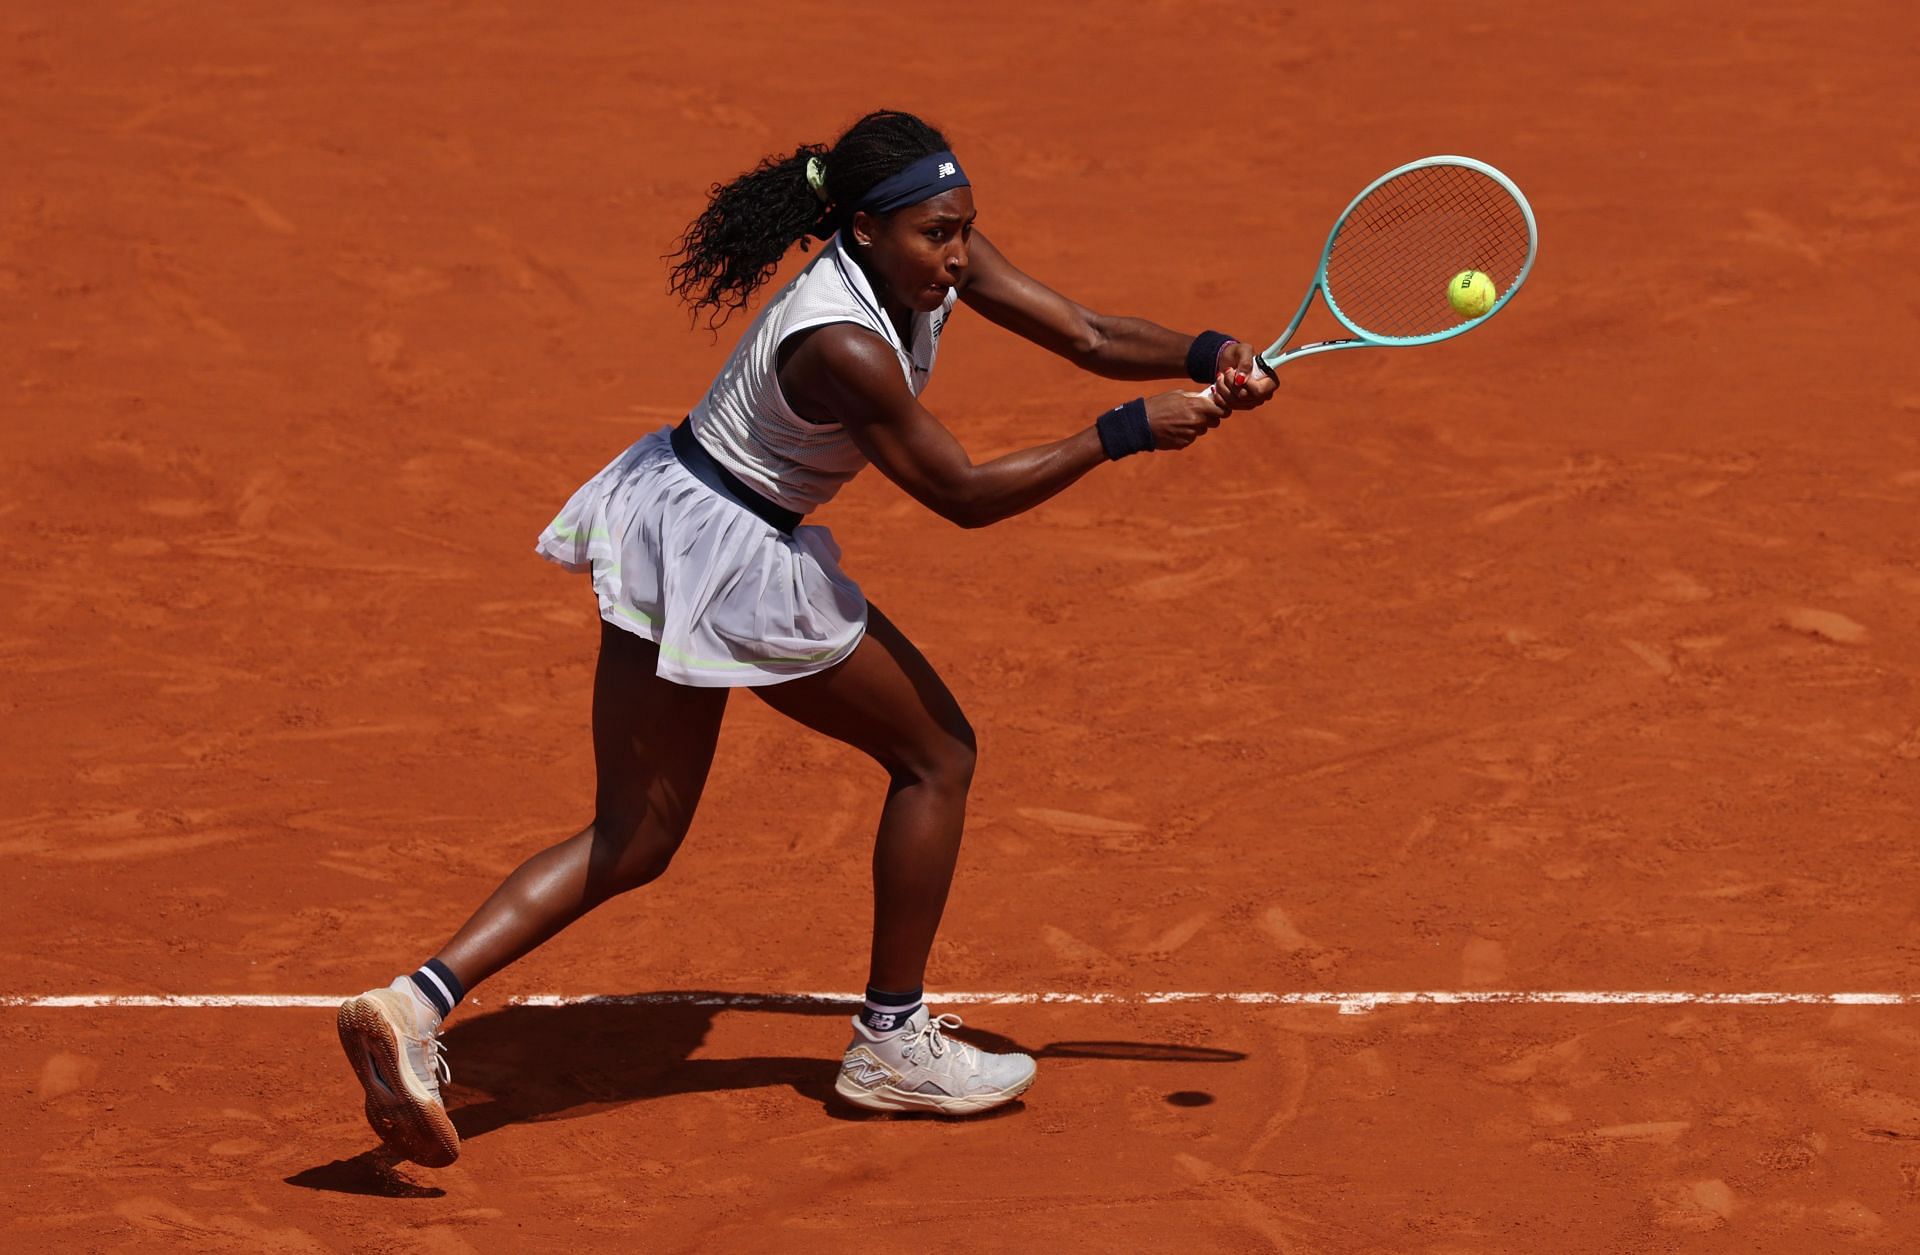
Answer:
[{"left": 778, "top": 324, "right": 1227, "bottom": 530}]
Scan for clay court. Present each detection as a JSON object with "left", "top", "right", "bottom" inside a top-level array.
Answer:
[{"left": 5, "top": 1, "right": 1919, "bottom": 1250}]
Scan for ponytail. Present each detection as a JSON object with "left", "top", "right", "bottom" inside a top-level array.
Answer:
[{"left": 668, "top": 109, "right": 951, "bottom": 328}]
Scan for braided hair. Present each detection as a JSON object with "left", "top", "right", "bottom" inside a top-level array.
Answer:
[{"left": 668, "top": 109, "right": 951, "bottom": 328}]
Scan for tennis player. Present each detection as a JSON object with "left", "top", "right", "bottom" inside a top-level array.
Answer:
[{"left": 337, "top": 108, "right": 1277, "bottom": 1165}]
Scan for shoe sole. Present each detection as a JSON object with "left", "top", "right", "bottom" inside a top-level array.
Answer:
[
  {"left": 833, "top": 1068, "right": 1036, "bottom": 1115},
  {"left": 336, "top": 996, "right": 460, "bottom": 1167}
]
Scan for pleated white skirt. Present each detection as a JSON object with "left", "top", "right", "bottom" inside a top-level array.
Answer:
[{"left": 534, "top": 427, "right": 867, "bottom": 687}]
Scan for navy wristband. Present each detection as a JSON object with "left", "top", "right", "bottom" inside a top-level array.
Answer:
[
  {"left": 1096, "top": 397, "right": 1153, "bottom": 460},
  {"left": 1186, "top": 330, "right": 1235, "bottom": 384}
]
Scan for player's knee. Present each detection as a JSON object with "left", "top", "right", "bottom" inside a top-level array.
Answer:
[
  {"left": 584, "top": 812, "right": 682, "bottom": 899},
  {"left": 946, "top": 720, "right": 979, "bottom": 789},
  {"left": 895, "top": 718, "right": 977, "bottom": 793}
]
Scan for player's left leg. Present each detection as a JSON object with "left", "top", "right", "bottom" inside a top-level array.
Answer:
[
  {"left": 752, "top": 604, "right": 1036, "bottom": 1114},
  {"left": 752, "top": 604, "right": 975, "bottom": 992}
]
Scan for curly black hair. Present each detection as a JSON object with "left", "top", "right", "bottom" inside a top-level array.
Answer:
[{"left": 668, "top": 109, "right": 951, "bottom": 328}]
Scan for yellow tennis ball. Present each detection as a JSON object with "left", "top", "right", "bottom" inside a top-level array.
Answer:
[{"left": 1448, "top": 269, "right": 1497, "bottom": 319}]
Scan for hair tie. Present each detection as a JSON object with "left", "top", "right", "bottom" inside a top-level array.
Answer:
[{"left": 804, "top": 156, "right": 831, "bottom": 204}]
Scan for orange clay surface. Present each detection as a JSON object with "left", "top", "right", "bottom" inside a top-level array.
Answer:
[{"left": 5, "top": 3, "right": 1920, "bottom": 1251}]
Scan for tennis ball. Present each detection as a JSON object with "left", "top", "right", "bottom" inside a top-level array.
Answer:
[{"left": 1448, "top": 269, "right": 1497, "bottom": 319}]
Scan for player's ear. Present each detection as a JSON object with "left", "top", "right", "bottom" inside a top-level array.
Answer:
[{"left": 849, "top": 210, "right": 878, "bottom": 249}]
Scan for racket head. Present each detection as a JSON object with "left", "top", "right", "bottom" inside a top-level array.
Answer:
[{"left": 1314, "top": 156, "right": 1537, "bottom": 346}]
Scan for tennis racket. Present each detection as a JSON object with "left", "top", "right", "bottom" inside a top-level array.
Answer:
[{"left": 1252, "top": 155, "right": 1537, "bottom": 376}]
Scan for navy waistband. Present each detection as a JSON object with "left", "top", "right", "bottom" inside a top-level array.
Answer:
[{"left": 670, "top": 420, "right": 801, "bottom": 535}]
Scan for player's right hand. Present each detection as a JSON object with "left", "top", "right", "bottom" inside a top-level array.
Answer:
[
  {"left": 1145, "top": 388, "right": 1231, "bottom": 450},
  {"left": 1213, "top": 345, "right": 1279, "bottom": 411}
]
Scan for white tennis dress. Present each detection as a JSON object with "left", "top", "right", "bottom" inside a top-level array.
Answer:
[{"left": 536, "top": 233, "right": 958, "bottom": 686}]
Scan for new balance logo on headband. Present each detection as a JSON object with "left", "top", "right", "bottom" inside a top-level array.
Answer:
[{"left": 856, "top": 151, "right": 970, "bottom": 214}]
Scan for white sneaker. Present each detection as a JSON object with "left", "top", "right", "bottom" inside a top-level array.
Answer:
[
  {"left": 337, "top": 981, "right": 458, "bottom": 1166},
  {"left": 836, "top": 1006, "right": 1037, "bottom": 1115}
]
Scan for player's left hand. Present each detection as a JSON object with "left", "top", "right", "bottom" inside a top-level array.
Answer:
[{"left": 1211, "top": 340, "right": 1278, "bottom": 411}]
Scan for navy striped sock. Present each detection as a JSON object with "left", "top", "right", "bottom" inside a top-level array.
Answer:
[
  {"left": 408, "top": 958, "right": 465, "bottom": 1019},
  {"left": 859, "top": 986, "right": 922, "bottom": 1033}
]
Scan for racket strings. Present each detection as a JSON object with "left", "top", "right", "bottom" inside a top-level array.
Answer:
[{"left": 1325, "top": 164, "right": 1532, "bottom": 340}]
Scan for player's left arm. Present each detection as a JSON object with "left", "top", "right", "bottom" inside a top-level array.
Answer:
[{"left": 957, "top": 229, "right": 1276, "bottom": 408}]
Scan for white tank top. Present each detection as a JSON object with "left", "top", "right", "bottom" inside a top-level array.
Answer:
[{"left": 687, "top": 232, "right": 958, "bottom": 514}]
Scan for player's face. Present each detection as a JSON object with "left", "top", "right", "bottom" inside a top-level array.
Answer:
[{"left": 852, "top": 187, "right": 975, "bottom": 314}]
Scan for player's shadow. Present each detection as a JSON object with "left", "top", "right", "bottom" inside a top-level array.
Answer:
[{"left": 287, "top": 993, "right": 1245, "bottom": 1195}]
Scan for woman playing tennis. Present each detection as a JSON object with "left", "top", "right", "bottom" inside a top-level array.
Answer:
[{"left": 338, "top": 108, "right": 1277, "bottom": 1165}]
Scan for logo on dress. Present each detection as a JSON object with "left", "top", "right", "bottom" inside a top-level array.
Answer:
[{"left": 938, "top": 162, "right": 957, "bottom": 179}]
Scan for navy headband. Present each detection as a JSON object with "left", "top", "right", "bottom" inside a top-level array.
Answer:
[{"left": 855, "top": 150, "right": 970, "bottom": 215}]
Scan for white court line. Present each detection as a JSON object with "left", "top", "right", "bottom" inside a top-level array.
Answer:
[{"left": 1, "top": 991, "right": 1915, "bottom": 1016}]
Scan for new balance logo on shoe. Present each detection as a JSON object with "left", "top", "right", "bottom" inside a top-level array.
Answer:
[
  {"left": 867, "top": 1012, "right": 897, "bottom": 1031},
  {"left": 842, "top": 1053, "right": 895, "bottom": 1089}
]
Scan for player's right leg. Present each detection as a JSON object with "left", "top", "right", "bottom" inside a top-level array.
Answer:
[
  {"left": 338, "top": 620, "right": 728, "bottom": 1165},
  {"left": 432, "top": 620, "right": 730, "bottom": 978}
]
